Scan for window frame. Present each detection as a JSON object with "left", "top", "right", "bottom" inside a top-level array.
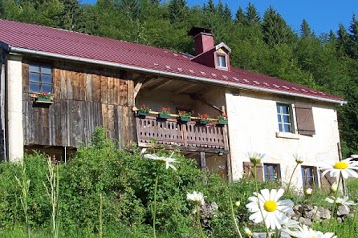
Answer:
[
  {"left": 301, "top": 165, "right": 318, "bottom": 187},
  {"left": 29, "top": 63, "right": 53, "bottom": 94},
  {"left": 216, "top": 54, "right": 227, "bottom": 69},
  {"left": 276, "top": 103, "right": 294, "bottom": 133},
  {"left": 263, "top": 163, "right": 281, "bottom": 181}
]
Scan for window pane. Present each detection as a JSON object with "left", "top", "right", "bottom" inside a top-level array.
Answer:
[
  {"left": 30, "top": 82, "right": 40, "bottom": 92},
  {"left": 277, "top": 115, "right": 282, "bottom": 122},
  {"left": 276, "top": 106, "right": 281, "bottom": 113},
  {"left": 217, "top": 55, "right": 226, "bottom": 67},
  {"left": 42, "top": 74, "right": 52, "bottom": 84},
  {"left": 281, "top": 106, "right": 289, "bottom": 114},
  {"left": 279, "top": 124, "right": 283, "bottom": 132},
  {"left": 283, "top": 115, "right": 290, "bottom": 123},
  {"left": 41, "top": 66, "right": 52, "bottom": 74},
  {"left": 42, "top": 84, "right": 52, "bottom": 93},
  {"left": 29, "top": 72, "right": 40, "bottom": 82},
  {"left": 284, "top": 124, "right": 291, "bottom": 132},
  {"left": 29, "top": 64, "right": 40, "bottom": 73}
]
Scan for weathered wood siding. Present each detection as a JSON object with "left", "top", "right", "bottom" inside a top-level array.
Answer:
[{"left": 23, "top": 61, "right": 135, "bottom": 148}]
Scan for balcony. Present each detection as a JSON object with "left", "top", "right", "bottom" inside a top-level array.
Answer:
[{"left": 136, "top": 116, "right": 228, "bottom": 153}]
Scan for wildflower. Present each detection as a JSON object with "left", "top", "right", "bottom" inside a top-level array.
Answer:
[
  {"left": 293, "top": 154, "right": 303, "bottom": 164},
  {"left": 321, "top": 157, "right": 358, "bottom": 179},
  {"left": 304, "top": 188, "right": 313, "bottom": 196},
  {"left": 244, "top": 227, "right": 253, "bottom": 237},
  {"left": 330, "top": 182, "right": 338, "bottom": 193},
  {"left": 186, "top": 191, "right": 205, "bottom": 206},
  {"left": 246, "top": 188, "right": 294, "bottom": 230},
  {"left": 325, "top": 196, "right": 356, "bottom": 210},
  {"left": 143, "top": 152, "right": 178, "bottom": 171},
  {"left": 291, "top": 224, "right": 336, "bottom": 238},
  {"left": 280, "top": 219, "right": 301, "bottom": 237},
  {"left": 235, "top": 201, "right": 240, "bottom": 207},
  {"left": 247, "top": 152, "right": 265, "bottom": 166}
]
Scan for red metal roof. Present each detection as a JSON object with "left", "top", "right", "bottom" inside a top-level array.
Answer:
[{"left": 0, "top": 19, "right": 344, "bottom": 103}]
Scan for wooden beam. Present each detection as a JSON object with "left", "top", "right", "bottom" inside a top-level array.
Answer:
[
  {"left": 148, "top": 79, "right": 172, "bottom": 91},
  {"left": 137, "top": 142, "right": 228, "bottom": 154},
  {"left": 134, "top": 78, "right": 144, "bottom": 99},
  {"left": 200, "top": 151, "right": 206, "bottom": 169},
  {"left": 191, "top": 94, "right": 223, "bottom": 113},
  {"left": 221, "top": 105, "right": 232, "bottom": 182},
  {"left": 174, "top": 83, "right": 197, "bottom": 94}
]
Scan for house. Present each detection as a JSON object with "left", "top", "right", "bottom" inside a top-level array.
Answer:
[{"left": 0, "top": 19, "right": 345, "bottom": 188}]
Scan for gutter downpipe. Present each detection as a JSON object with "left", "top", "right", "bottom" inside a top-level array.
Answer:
[{"left": 8, "top": 46, "right": 347, "bottom": 106}]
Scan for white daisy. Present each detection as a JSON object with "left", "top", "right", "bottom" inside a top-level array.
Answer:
[
  {"left": 247, "top": 152, "right": 265, "bottom": 166},
  {"left": 325, "top": 196, "right": 356, "bottom": 210},
  {"left": 293, "top": 154, "right": 303, "bottom": 164},
  {"left": 186, "top": 191, "right": 205, "bottom": 206},
  {"left": 321, "top": 158, "right": 358, "bottom": 179},
  {"left": 143, "top": 152, "right": 178, "bottom": 170},
  {"left": 280, "top": 219, "right": 300, "bottom": 237},
  {"left": 291, "top": 224, "right": 336, "bottom": 238},
  {"left": 246, "top": 188, "right": 294, "bottom": 230}
]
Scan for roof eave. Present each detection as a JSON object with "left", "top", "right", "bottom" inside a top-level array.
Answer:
[{"left": 8, "top": 46, "right": 346, "bottom": 105}]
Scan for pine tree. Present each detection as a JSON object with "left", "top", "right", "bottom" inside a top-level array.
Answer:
[
  {"left": 300, "top": 19, "right": 313, "bottom": 38},
  {"left": 234, "top": 6, "right": 246, "bottom": 25},
  {"left": 262, "top": 6, "right": 292, "bottom": 46},
  {"left": 246, "top": 2, "right": 260, "bottom": 25},
  {"left": 168, "top": 0, "right": 187, "bottom": 24}
]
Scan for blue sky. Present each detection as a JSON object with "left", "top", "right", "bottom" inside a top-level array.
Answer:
[{"left": 80, "top": 0, "right": 358, "bottom": 35}]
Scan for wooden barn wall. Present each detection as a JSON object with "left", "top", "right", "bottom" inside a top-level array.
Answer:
[{"left": 22, "top": 60, "right": 135, "bottom": 148}]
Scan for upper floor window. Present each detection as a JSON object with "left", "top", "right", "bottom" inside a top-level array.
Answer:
[
  {"left": 217, "top": 54, "right": 227, "bottom": 68},
  {"left": 264, "top": 163, "right": 281, "bottom": 181},
  {"left": 301, "top": 166, "right": 318, "bottom": 187},
  {"left": 29, "top": 64, "right": 52, "bottom": 93},
  {"left": 276, "top": 104, "right": 293, "bottom": 133}
]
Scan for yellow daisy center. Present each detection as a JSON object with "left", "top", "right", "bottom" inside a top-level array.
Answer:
[
  {"left": 263, "top": 200, "right": 277, "bottom": 212},
  {"left": 333, "top": 161, "right": 349, "bottom": 170},
  {"left": 311, "top": 236, "right": 317, "bottom": 238}
]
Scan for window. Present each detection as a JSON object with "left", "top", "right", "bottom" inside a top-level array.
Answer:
[
  {"left": 276, "top": 104, "right": 293, "bottom": 133},
  {"left": 301, "top": 166, "right": 318, "bottom": 187},
  {"left": 29, "top": 64, "right": 52, "bottom": 93},
  {"left": 243, "top": 162, "right": 263, "bottom": 181},
  {"left": 264, "top": 163, "right": 281, "bottom": 181},
  {"left": 217, "top": 54, "right": 227, "bottom": 68}
]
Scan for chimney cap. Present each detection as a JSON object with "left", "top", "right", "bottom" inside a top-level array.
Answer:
[{"left": 188, "top": 27, "right": 212, "bottom": 37}]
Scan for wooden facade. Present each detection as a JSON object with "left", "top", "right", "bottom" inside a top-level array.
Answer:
[{"left": 22, "top": 60, "right": 135, "bottom": 149}]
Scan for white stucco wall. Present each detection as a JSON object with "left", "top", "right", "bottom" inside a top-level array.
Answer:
[
  {"left": 226, "top": 90, "right": 341, "bottom": 189},
  {"left": 7, "top": 54, "right": 24, "bottom": 162}
]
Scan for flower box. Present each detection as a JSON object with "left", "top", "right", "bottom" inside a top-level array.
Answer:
[
  {"left": 200, "top": 119, "right": 210, "bottom": 125},
  {"left": 179, "top": 116, "right": 191, "bottom": 122},
  {"left": 158, "top": 113, "right": 170, "bottom": 119},
  {"left": 137, "top": 111, "right": 149, "bottom": 116},
  {"left": 36, "top": 97, "right": 53, "bottom": 104},
  {"left": 218, "top": 119, "right": 228, "bottom": 125}
]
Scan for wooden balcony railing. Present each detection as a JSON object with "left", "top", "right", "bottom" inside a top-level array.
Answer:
[{"left": 136, "top": 116, "right": 226, "bottom": 150}]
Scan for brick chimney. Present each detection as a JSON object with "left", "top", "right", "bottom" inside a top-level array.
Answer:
[
  {"left": 189, "top": 27, "right": 231, "bottom": 71},
  {"left": 188, "top": 27, "right": 214, "bottom": 56}
]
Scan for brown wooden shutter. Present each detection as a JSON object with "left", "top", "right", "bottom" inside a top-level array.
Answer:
[
  {"left": 294, "top": 104, "right": 315, "bottom": 136},
  {"left": 320, "top": 169, "right": 336, "bottom": 190},
  {"left": 243, "top": 162, "right": 263, "bottom": 182}
]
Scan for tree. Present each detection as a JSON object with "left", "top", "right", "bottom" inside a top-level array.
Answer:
[
  {"left": 262, "top": 6, "right": 293, "bottom": 46},
  {"left": 168, "top": 0, "right": 187, "bottom": 24},
  {"left": 246, "top": 2, "right": 260, "bottom": 25},
  {"left": 337, "top": 23, "right": 350, "bottom": 56},
  {"left": 300, "top": 19, "right": 313, "bottom": 39},
  {"left": 234, "top": 6, "right": 246, "bottom": 25},
  {"left": 347, "top": 14, "right": 358, "bottom": 59}
]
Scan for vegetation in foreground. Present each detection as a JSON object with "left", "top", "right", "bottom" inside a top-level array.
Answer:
[{"left": 0, "top": 128, "right": 357, "bottom": 237}]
